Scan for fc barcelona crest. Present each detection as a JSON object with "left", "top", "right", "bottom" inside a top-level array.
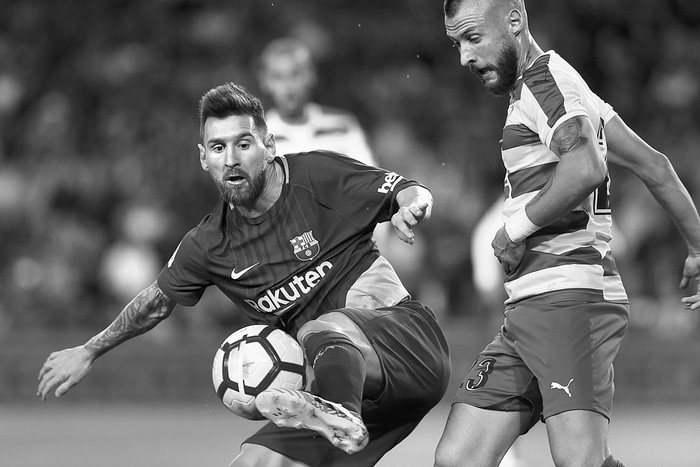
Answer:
[{"left": 289, "top": 230, "right": 320, "bottom": 262}]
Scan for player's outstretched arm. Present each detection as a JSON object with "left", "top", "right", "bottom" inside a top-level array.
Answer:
[
  {"left": 392, "top": 185, "right": 433, "bottom": 245},
  {"left": 605, "top": 115, "right": 700, "bottom": 297},
  {"left": 37, "top": 281, "right": 177, "bottom": 400}
]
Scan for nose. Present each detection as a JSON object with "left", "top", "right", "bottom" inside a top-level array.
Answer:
[
  {"left": 459, "top": 46, "right": 476, "bottom": 68},
  {"left": 224, "top": 146, "right": 238, "bottom": 168}
]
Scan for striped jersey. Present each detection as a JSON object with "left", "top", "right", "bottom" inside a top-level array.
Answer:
[
  {"left": 157, "top": 151, "right": 419, "bottom": 334},
  {"left": 501, "top": 51, "right": 628, "bottom": 304},
  {"left": 266, "top": 103, "right": 376, "bottom": 166}
]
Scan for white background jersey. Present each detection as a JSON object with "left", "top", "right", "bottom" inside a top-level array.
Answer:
[{"left": 266, "top": 103, "right": 376, "bottom": 165}]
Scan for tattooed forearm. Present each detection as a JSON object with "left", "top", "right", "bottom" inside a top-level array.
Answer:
[
  {"left": 551, "top": 116, "right": 589, "bottom": 155},
  {"left": 85, "top": 281, "right": 175, "bottom": 357}
]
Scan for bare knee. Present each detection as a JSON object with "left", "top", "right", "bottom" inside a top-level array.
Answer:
[
  {"left": 546, "top": 410, "right": 610, "bottom": 467},
  {"left": 296, "top": 311, "right": 352, "bottom": 344},
  {"left": 434, "top": 436, "right": 467, "bottom": 467},
  {"left": 434, "top": 403, "right": 521, "bottom": 467},
  {"left": 296, "top": 311, "right": 374, "bottom": 360}
]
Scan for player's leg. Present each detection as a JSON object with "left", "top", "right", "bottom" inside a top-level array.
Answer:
[
  {"left": 257, "top": 301, "right": 451, "bottom": 464},
  {"left": 508, "top": 297, "right": 629, "bottom": 467},
  {"left": 315, "top": 301, "right": 451, "bottom": 418},
  {"left": 255, "top": 388, "right": 369, "bottom": 454},
  {"left": 434, "top": 403, "right": 523, "bottom": 467},
  {"left": 546, "top": 411, "right": 625, "bottom": 466},
  {"left": 297, "top": 312, "right": 378, "bottom": 412},
  {"left": 256, "top": 311, "right": 374, "bottom": 454},
  {"left": 545, "top": 410, "right": 610, "bottom": 467},
  {"left": 434, "top": 327, "right": 541, "bottom": 467},
  {"left": 229, "top": 443, "right": 310, "bottom": 467},
  {"left": 296, "top": 309, "right": 384, "bottom": 398},
  {"left": 334, "top": 300, "right": 450, "bottom": 464}
]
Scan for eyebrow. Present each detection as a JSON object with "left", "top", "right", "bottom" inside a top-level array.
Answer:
[
  {"left": 206, "top": 131, "right": 255, "bottom": 146},
  {"left": 447, "top": 24, "right": 478, "bottom": 38}
]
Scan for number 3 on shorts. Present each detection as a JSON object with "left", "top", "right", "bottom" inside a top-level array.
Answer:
[{"left": 466, "top": 358, "right": 496, "bottom": 391}]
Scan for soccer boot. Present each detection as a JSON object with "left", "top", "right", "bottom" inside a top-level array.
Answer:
[{"left": 255, "top": 388, "right": 369, "bottom": 454}]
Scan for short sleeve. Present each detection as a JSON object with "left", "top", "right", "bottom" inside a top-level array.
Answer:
[
  {"left": 522, "top": 64, "right": 589, "bottom": 149},
  {"left": 157, "top": 228, "right": 211, "bottom": 306},
  {"left": 294, "top": 151, "right": 425, "bottom": 228}
]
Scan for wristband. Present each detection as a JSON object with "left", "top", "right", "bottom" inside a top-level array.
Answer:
[{"left": 504, "top": 208, "right": 539, "bottom": 243}]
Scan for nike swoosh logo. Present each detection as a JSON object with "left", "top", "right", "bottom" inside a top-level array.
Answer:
[
  {"left": 275, "top": 303, "right": 296, "bottom": 315},
  {"left": 231, "top": 262, "right": 260, "bottom": 280}
]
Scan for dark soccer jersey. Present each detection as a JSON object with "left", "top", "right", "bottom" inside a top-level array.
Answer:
[{"left": 157, "top": 151, "right": 423, "bottom": 333}]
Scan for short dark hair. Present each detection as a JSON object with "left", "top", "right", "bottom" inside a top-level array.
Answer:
[
  {"left": 198, "top": 82, "right": 268, "bottom": 139},
  {"left": 444, "top": 0, "right": 466, "bottom": 17},
  {"left": 445, "top": 0, "right": 525, "bottom": 18}
]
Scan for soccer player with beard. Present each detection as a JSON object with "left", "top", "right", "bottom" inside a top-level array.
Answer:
[
  {"left": 435, "top": 1, "right": 700, "bottom": 467},
  {"left": 37, "top": 82, "right": 451, "bottom": 467}
]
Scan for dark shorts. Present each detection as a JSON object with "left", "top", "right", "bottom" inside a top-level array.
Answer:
[
  {"left": 453, "top": 292, "right": 629, "bottom": 434},
  {"left": 245, "top": 300, "right": 452, "bottom": 466}
]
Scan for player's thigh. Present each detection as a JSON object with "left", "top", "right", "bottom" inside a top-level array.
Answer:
[
  {"left": 506, "top": 299, "right": 628, "bottom": 421},
  {"left": 296, "top": 311, "right": 370, "bottom": 351},
  {"left": 295, "top": 310, "right": 381, "bottom": 381},
  {"left": 230, "top": 443, "right": 310, "bottom": 467},
  {"left": 545, "top": 410, "right": 611, "bottom": 467},
  {"left": 434, "top": 403, "right": 522, "bottom": 467}
]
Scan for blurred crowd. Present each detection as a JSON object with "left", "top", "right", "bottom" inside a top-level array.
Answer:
[{"left": 1, "top": 0, "right": 699, "bottom": 338}]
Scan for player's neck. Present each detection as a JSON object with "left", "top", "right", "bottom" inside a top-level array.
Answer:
[
  {"left": 518, "top": 34, "right": 545, "bottom": 77},
  {"left": 233, "top": 160, "right": 283, "bottom": 218},
  {"left": 277, "top": 105, "right": 309, "bottom": 125}
]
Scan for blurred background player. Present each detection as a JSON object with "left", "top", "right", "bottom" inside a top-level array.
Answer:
[
  {"left": 257, "top": 37, "right": 396, "bottom": 259},
  {"left": 258, "top": 37, "right": 375, "bottom": 165}
]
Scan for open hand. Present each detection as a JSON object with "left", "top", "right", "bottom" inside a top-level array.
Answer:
[
  {"left": 37, "top": 345, "right": 95, "bottom": 401},
  {"left": 392, "top": 201, "right": 431, "bottom": 245}
]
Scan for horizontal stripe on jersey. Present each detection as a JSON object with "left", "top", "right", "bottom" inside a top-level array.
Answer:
[
  {"left": 501, "top": 123, "right": 541, "bottom": 151},
  {"left": 500, "top": 50, "right": 627, "bottom": 304},
  {"left": 507, "top": 161, "right": 556, "bottom": 198}
]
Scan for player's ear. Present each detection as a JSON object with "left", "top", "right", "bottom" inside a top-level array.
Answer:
[
  {"left": 264, "top": 133, "right": 276, "bottom": 159},
  {"left": 509, "top": 8, "right": 524, "bottom": 35},
  {"left": 198, "top": 143, "right": 209, "bottom": 171}
]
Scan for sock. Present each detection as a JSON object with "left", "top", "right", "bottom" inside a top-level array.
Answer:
[
  {"left": 601, "top": 455, "right": 625, "bottom": 467},
  {"left": 304, "top": 331, "right": 366, "bottom": 414}
]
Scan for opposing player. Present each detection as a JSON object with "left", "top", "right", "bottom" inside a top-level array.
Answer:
[
  {"left": 258, "top": 37, "right": 376, "bottom": 165},
  {"left": 37, "top": 82, "right": 451, "bottom": 467},
  {"left": 436, "top": 1, "right": 700, "bottom": 467}
]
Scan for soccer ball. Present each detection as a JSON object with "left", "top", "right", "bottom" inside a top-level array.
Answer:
[{"left": 212, "top": 324, "right": 306, "bottom": 420}]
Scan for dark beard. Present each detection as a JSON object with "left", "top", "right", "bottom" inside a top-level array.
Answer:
[
  {"left": 486, "top": 41, "right": 519, "bottom": 97},
  {"left": 215, "top": 166, "right": 267, "bottom": 208}
]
